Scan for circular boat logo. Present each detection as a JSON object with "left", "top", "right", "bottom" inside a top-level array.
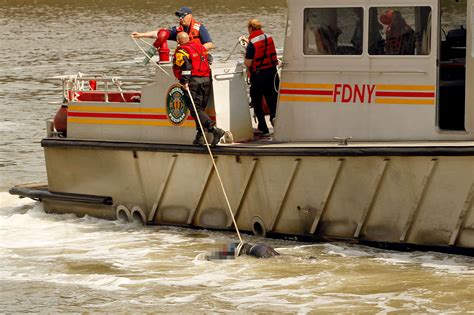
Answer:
[{"left": 165, "top": 84, "right": 189, "bottom": 126}]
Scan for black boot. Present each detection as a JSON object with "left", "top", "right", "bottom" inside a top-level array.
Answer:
[
  {"left": 192, "top": 131, "right": 204, "bottom": 146},
  {"left": 211, "top": 127, "right": 225, "bottom": 147}
]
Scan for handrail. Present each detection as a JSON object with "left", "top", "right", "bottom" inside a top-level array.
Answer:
[
  {"left": 50, "top": 73, "right": 152, "bottom": 103},
  {"left": 47, "top": 75, "right": 155, "bottom": 83},
  {"left": 213, "top": 71, "right": 244, "bottom": 80}
]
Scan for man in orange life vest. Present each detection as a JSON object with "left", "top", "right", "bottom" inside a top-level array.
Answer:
[
  {"left": 244, "top": 19, "right": 279, "bottom": 136},
  {"left": 173, "top": 32, "right": 225, "bottom": 146},
  {"left": 131, "top": 7, "right": 214, "bottom": 51}
]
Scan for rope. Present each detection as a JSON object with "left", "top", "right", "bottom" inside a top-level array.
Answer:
[
  {"left": 224, "top": 40, "right": 240, "bottom": 62},
  {"left": 273, "top": 67, "right": 280, "bottom": 93},
  {"left": 225, "top": 36, "right": 248, "bottom": 62},
  {"left": 138, "top": 38, "right": 153, "bottom": 48},
  {"left": 112, "top": 77, "right": 127, "bottom": 103},
  {"left": 131, "top": 36, "right": 171, "bottom": 77},
  {"left": 185, "top": 88, "right": 244, "bottom": 246}
]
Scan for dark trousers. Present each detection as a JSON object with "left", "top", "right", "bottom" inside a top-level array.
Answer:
[
  {"left": 250, "top": 67, "right": 279, "bottom": 133},
  {"left": 184, "top": 76, "right": 213, "bottom": 132}
]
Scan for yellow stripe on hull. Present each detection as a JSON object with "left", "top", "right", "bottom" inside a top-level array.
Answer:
[
  {"left": 376, "top": 85, "right": 435, "bottom": 91},
  {"left": 280, "top": 82, "right": 335, "bottom": 89},
  {"left": 68, "top": 117, "right": 195, "bottom": 127},
  {"left": 375, "top": 98, "right": 435, "bottom": 105},
  {"left": 68, "top": 105, "right": 166, "bottom": 113},
  {"left": 280, "top": 95, "right": 334, "bottom": 103}
]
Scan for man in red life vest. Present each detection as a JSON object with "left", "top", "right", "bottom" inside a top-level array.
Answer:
[
  {"left": 173, "top": 32, "right": 225, "bottom": 146},
  {"left": 244, "top": 19, "right": 279, "bottom": 136},
  {"left": 131, "top": 6, "right": 214, "bottom": 53}
]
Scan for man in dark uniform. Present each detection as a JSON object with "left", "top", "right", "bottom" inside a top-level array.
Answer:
[
  {"left": 132, "top": 6, "right": 214, "bottom": 51},
  {"left": 244, "top": 19, "right": 279, "bottom": 136},
  {"left": 173, "top": 32, "right": 225, "bottom": 146}
]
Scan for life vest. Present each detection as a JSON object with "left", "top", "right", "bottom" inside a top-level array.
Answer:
[
  {"left": 173, "top": 41, "right": 211, "bottom": 79},
  {"left": 176, "top": 19, "right": 202, "bottom": 44},
  {"left": 248, "top": 29, "right": 278, "bottom": 73}
]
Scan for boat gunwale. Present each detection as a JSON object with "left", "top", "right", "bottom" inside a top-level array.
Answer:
[{"left": 41, "top": 138, "right": 474, "bottom": 156}]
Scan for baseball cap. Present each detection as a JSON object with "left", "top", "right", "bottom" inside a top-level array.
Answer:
[{"left": 175, "top": 7, "right": 192, "bottom": 17}]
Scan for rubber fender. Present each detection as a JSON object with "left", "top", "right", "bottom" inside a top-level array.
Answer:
[{"left": 53, "top": 105, "right": 68, "bottom": 136}]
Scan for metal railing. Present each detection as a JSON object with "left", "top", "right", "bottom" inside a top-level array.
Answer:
[{"left": 47, "top": 74, "right": 155, "bottom": 103}]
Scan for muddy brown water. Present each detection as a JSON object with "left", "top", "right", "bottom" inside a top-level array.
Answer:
[{"left": 0, "top": 1, "right": 473, "bottom": 313}]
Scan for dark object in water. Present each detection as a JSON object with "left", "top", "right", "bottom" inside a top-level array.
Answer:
[
  {"left": 196, "top": 242, "right": 279, "bottom": 261},
  {"left": 238, "top": 242, "right": 280, "bottom": 258}
]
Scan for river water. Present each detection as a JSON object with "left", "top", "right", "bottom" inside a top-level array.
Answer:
[{"left": 1, "top": 0, "right": 473, "bottom": 313}]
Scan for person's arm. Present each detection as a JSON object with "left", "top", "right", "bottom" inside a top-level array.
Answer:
[
  {"left": 174, "top": 49, "right": 192, "bottom": 88},
  {"left": 199, "top": 24, "right": 214, "bottom": 50},
  {"left": 131, "top": 30, "right": 159, "bottom": 39},
  {"left": 244, "top": 42, "right": 255, "bottom": 68},
  {"left": 167, "top": 27, "right": 178, "bottom": 41}
]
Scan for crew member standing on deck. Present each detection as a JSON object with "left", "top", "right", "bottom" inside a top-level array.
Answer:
[
  {"left": 131, "top": 6, "right": 214, "bottom": 51},
  {"left": 243, "top": 19, "right": 279, "bottom": 136},
  {"left": 173, "top": 32, "right": 225, "bottom": 146}
]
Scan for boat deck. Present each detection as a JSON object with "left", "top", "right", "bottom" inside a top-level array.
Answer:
[{"left": 229, "top": 137, "right": 474, "bottom": 148}]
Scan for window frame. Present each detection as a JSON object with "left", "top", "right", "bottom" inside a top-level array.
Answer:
[
  {"left": 301, "top": 5, "right": 434, "bottom": 59},
  {"left": 367, "top": 5, "right": 434, "bottom": 59}
]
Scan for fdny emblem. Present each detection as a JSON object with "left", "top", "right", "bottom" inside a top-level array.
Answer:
[{"left": 165, "top": 84, "right": 189, "bottom": 125}]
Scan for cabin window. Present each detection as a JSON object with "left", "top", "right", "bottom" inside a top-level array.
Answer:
[
  {"left": 368, "top": 6, "right": 432, "bottom": 56},
  {"left": 303, "top": 8, "right": 363, "bottom": 55}
]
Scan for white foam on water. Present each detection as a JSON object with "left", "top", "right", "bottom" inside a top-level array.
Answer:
[
  {"left": 1, "top": 192, "right": 473, "bottom": 312},
  {"left": 0, "top": 191, "right": 33, "bottom": 210},
  {"left": 161, "top": 293, "right": 200, "bottom": 304},
  {"left": 372, "top": 252, "right": 474, "bottom": 275},
  {"left": 225, "top": 274, "right": 312, "bottom": 290},
  {"left": 0, "top": 193, "right": 205, "bottom": 292}
]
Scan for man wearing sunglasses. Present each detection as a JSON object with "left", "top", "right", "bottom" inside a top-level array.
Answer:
[{"left": 132, "top": 7, "right": 213, "bottom": 51}]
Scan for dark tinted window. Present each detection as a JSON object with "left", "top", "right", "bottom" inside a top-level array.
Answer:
[{"left": 304, "top": 8, "right": 363, "bottom": 55}]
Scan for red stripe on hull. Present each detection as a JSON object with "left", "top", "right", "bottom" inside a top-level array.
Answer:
[
  {"left": 375, "top": 91, "right": 435, "bottom": 98},
  {"left": 68, "top": 112, "right": 217, "bottom": 122},
  {"left": 68, "top": 112, "right": 168, "bottom": 119}
]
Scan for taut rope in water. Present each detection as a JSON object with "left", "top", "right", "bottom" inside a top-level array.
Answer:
[
  {"left": 185, "top": 88, "right": 244, "bottom": 246},
  {"left": 131, "top": 36, "right": 171, "bottom": 77}
]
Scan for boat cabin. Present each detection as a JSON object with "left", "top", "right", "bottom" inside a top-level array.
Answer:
[
  {"left": 53, "top": 0, "right": 474, "bottom": 145},
  {"left": 276, "top": 0, "right": 474, "bottom": 142}
]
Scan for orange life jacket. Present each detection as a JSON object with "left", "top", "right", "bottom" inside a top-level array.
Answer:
[
  {"left": 173, "top": 41, "right": 210, "bottom": 79},
  {"left": 248, "top": 29, "right": 278, "bottom": 73},
  {"left": 176, "top": 19, "right": 202, "bottom": 44}
]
